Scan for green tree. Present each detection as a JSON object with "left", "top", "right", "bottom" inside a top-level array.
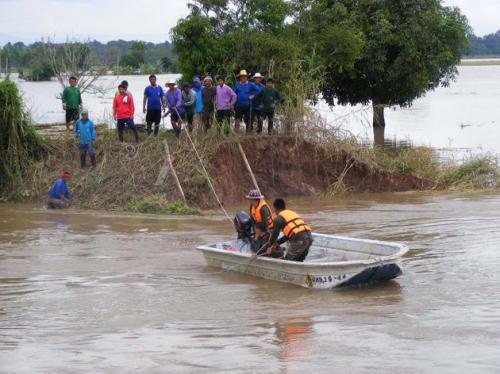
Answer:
[
  {"left": 303, "top": 0, "right": 470, "bottom": 146},
  {"left": 121, "top": 41, "right": 148, "bottom": 68}
]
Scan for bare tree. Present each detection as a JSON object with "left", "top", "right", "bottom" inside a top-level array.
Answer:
[{"left": 44, "top": 37, "right": 107, "bottom": 95}]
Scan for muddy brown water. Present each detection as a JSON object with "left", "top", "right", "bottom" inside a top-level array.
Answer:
[{"left": 1, "top": 192, "right": 500, "bottom": 373}]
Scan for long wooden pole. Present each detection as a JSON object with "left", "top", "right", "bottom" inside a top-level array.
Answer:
[
  {"left": 236, "top": 141, "right": 261, "bottom": 193},
  {"left": 163, "top": 140, "right": 186, "bottom": 202}
]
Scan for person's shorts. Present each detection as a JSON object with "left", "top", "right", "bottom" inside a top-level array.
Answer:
[
  {"left": 146, "top": 110, "right": 162, "bottom": 125},
  {"left": 235, "top": 106, "right": 250, "bottom": 120},
  {"left": 65, "top": 109, "right": 79, "bottom": 123},
  {"left": 117, "top": 118, "right": 136, "bottom": 130},
  {"left": 79, "top": 143, "right": 96, "bottom": 155}
]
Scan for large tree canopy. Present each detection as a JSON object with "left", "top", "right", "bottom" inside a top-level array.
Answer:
[
  {"left": 303, "top": 0, "right": 470, "bottom": 145},
  {"left": 172, "top": 0, "right": 469, "bottom": 144}
]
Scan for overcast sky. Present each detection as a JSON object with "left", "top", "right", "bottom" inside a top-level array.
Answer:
[{"left": 0, "top": 0, "right": 499, "bottom": 45}]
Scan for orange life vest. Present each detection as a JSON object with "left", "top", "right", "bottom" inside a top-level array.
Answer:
[
  {"left": 250, "top": 199, "right": 274, "bottom": 230},
  {"left": 278, "top": 209, "right": 311, "bottom": 239}
]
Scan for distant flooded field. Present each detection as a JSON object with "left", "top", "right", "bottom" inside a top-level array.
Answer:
[{"left": 6, "top": 65, "right": 500, "bottom": 154}]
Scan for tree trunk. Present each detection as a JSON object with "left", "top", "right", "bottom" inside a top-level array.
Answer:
[{"left": 372, "top": 100, "right": 386, "bottom": 147}]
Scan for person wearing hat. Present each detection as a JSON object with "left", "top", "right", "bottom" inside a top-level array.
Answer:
[
  {"left": 267, "top": 198, "right": 313, "bottom": 262},
  {"left": 143, "top": 74, "right": 165, "bottom": 136},
  {"left": 246, "top": 189, "right": 274, "bottom": 232},
  {"left": 47, "top": 172, "right": 71, "bottom": 209},
  {"left": 250, "top": 73, "right": 265, "bottom": 132},
  {"left": 192, "top": 77, "right": 204, "bottom": 124},
  {"left": 165, "top": 80, "right": 185, "bottom": 138},
  {"left": 234, "top": 69, "right": 261, "bottom": 133},
  {"left": 182, "top": 83, "right": 197, "bottom": 133},
  {"left": 73, "top": 109, "right": 97, "bottom": 168},
  {"left": 201, "top": 76, "right": 217, "bottom": 131}
]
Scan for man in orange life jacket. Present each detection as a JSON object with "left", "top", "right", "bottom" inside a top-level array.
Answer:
[
  {"left": 268, "top": 198, "right": 313, "bottom": 262},
  {"left": 246, "top": 189, "right": 274, "bottom": 232}
]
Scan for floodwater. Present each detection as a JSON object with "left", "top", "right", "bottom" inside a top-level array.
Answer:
[
  {"left": 7, "top": 65, "right": 500, "bottom": 154},
  {"left": 1, "top": 192, "right": 500, "bottom": 373}
]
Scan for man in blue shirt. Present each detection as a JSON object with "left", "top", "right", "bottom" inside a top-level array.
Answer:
[
  {"left": 47, "top": 172, "right": 71, "bottom": 209},
  {"left": 142, "top": 74, "right": 165, "bottom": 136},
  {"left": 234, "top": 70, "right": 261, "bottom": 133},
  {"left": 74, "top": 109, "right": 96, "bottom": 168}
]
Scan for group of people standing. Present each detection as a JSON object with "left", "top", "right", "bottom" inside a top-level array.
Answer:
[{"left": 124, "top": 70, "right": 284, "bottom": 138}]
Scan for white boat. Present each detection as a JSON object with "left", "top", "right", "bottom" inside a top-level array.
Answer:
[{"left": 197, "top": 234, "right": 409, "bottom": 289}]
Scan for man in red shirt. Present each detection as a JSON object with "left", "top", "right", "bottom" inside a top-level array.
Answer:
[{"left": 113, "top": 84, "right": 139, "bottom": 143}]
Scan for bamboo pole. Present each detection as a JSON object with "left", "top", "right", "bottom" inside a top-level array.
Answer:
[
  {"left": 163, "top": 140, "right": 186, "bottom": 202},
  {"left": 237, "top": 141, "right": 261, "bottom": 193}
]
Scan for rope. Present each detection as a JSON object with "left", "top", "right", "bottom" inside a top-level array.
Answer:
[{"left": 173, "top": 107, "right": 233, "bottom": 224}]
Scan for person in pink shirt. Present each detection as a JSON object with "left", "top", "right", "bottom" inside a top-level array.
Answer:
[
  {"left": 216, "top": 76, "right": 237, "bottom": 129},
  {"left": 113, "top": 84, "right": 139, "bottom": 143}
]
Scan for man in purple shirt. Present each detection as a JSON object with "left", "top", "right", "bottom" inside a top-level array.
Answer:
[
  {"left": 165, "top": 80, "right": 185, "bottom": 138},
  {"left": 216, "top": 76, "right": 237, "bottom": 129}
]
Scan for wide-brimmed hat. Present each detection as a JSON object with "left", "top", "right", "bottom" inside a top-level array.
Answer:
[
  {"left": 245, "top": 189, "right": 264, "bottom": 200},
  {"left": 165, "top": 79, "right": 176, "bottom": 86},
  {"left": 237, "top": 69, "right": 249, "bottom": 77},
  {"left": 204, "top": 75, "right": 213, "bottom": 82},
  {"left": 253, "top": 72, "right": 263, "bottom": 79}
]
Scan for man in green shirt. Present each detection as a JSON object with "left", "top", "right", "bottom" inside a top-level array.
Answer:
[
  {"left": 255, "top": 78, "right": 284, "bottom": 135},
  {"left": 62, "top": 76, "right": 83, "bottom": 134}
]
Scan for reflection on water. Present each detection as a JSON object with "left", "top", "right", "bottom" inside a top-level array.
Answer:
[{"left": 1, "top": 192, "right": 500, "bottom": 372}]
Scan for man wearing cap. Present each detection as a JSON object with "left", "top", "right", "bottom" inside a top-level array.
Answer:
[
  {"left": 234, "top": 70, "right": 261, "bottom": 133},
  {"left": 143, "top": 74, "right": 165, "bottom": 136},
  {"left": 268, "top": 198, "right": 313, "bottom": 262},
  {"left": 192, "top": 77, "right": 203, "bottom": 125},
  {"left": 246, "top": 189, "right": 274, "bottom": 232},
  {"left": 73, "top": 110, "right": 97, "bottom": 168},
  {"left": 201, "top": 76, "right": 217, "bottom": 131},
  {"left": 250, "top": 73, "right": 265, "bottom": 132},
  {"left": 47, "top": 172, "right": 71, "bottom": 209},
  {"left": 182, "top": 83, "right": 197, "bottom": 133},
  {"left": 165, "top": 80, "right": 185, "bottom": 137},
  {"left": 62, "top": 76, "right": 82, "bottom": 135}
]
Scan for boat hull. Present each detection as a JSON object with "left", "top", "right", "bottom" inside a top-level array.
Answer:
[{"left": 198, "top": 234, "right": 408, "bottom": 289}]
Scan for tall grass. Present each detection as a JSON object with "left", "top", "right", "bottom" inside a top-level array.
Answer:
[{"left": 0, "top": 79, "right": 46, "bottom": 198}]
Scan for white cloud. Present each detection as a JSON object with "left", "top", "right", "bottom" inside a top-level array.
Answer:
[
  {"left": 1, "top": 0, "right": 499, "bottom": 45},
  {"left": 0, "top": 0, "right": 190, "bottom": 44}
]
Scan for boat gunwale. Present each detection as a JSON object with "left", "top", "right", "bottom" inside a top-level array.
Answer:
[{"left": 197, "top": 233, "right": 409, "bottom": 268}]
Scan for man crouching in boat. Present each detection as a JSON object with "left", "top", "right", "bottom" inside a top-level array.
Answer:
[
  {"left": 252, "top": 223, "right": 284, "bottom": 259},
  {"left": 268, "top": 198, "right": 313, "bottom": 262}
]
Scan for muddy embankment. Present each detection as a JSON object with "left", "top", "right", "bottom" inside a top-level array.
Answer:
[
  {"left": 212, "top": 136, "right": 433, "bottom": 204},
  {"left": 23, "top": 132, "right": 434, "bottom": 211}
]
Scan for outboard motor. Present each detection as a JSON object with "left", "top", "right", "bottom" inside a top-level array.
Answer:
[{"left": 234, "top": 211, "right": 252, "bottom": 243}]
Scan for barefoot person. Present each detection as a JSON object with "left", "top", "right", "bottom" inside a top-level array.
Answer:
[
  {"left": 143, "top": 74, "right": 165, "bottom": 136},
  {"left": 62, "top": 76, "right": 82, "bottom": 134},
  {"left": 73, "top": 109, "right": 96, "bottom": 168},
  {"left": 113, "top": 84, "right": 139, "bottom": 143},
  {"left": 268, "top": 198, "right": 313, "bottom": 262},
  {"left": 47, "top": 172, "right": 71, "bottom": 209}
]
